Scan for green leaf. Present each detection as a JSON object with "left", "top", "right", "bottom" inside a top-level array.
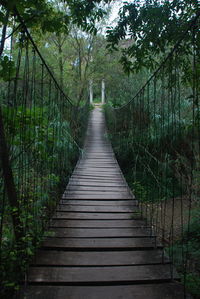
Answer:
[{"left": 0, "top": 56, "right": 16, "bottom": 81}]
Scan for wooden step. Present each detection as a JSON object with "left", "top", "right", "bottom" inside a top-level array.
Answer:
[
  {"left": 32, "top": 250, "right": 167, "bottom": 266},
  {"left": 53, "top": 212, "right": 141, "bottom": 220},
  {"left": 56, "top": 205, "right": 138, "bottom": 213},
  {"left": 48, "top": 227, "right": 152, "bottom": 238},
  {"left": 21, "top": 283, "right": 185, "bottom": 299},
  {"left": 68, "top": 180, "right": 128, "bottom": 186},
  {"left": 28, "top": 264, "right": 179, "bottom": 285},
  {"left": 50, "top": 219, "right": 147, "bottom": 228},
  {"left": 42, "top": 237, "right": 158, "bottom": 250},
  {"left": 59, "top": 200, "right": 137, "bottom": 206},
  {"left": 67, "top": 186, "right": 129, "bottom": 192}
]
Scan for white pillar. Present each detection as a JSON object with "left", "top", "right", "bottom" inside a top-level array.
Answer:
[
  {"left": 101, "top": 79, "right": 105, "bottom": 104},
  {"left": 89, "top": 80, "right": 93, "bottom": 104}
]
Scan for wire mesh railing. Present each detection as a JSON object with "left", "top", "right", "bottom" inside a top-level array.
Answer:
[
  {"left": 105, "top": 12, "right": 200, "bottom": 297},
  {"left": 0, "top": 11, "right": 89, "bottom": 296}
]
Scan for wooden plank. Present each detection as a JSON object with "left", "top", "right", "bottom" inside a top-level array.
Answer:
[
  {"left": 69, "top": 175, "right": 126, "bottom": 180},
  {"left": 67, "top": 186, "right": 129, "bottom": 192},
  {"left": 72, "top": 173, "right": 122, "bottom": 178},
  {"left": 42, "top": 237, "right": 158, "bottom": 250},
  {"left": 74, "top": 168, "right": 120, "bottom": 173},
  {"left": 53, "top": 212, "right": 141, "bottom": 220},
  {"left": 63, "top": 191, "right": 131, "bottom": 195},
  {"left": 82, "top": 157, "right": 115, "bottom": 160},
  {"left": 76, "top": 167, "right": 120, "bottom": 171},
  {"left": 49, "top": 228, "right": 152, "bottom": 238},
  {"left": 67, "top": 183, "right": 130, "bottom": 188},
  {"left": 78, "top": 161, "right": 117, "bottom": 164},
  {"left": 32, "top": 250, "right": 167, "bottom": 266},
  {"left": 78, "top": 165, "right": 118, "bottom": 168},
  {"left": 68, "top": 179, "right": 127, "bottom": 186},
  {"left": 81, "top": 157, "right": 116, "bottom": 160},
  {"left": 73, "top": 165, "right": 118, "bottom": 170},
  {"left": 62, "top": 194, "right": 133, "bottom": 199},
  {"left": 67, "top": 185, "right": 129, "bottom": 189},
  {"left": 69, "top": 176, "right": 124, "bottom": 181},
  {"left": 82, "top": 153, "right": 114, "bottom": 156},
  {"left": 73, "top": 172, "right": 122, "bottom": 176},
  {"left": 77, "top": 165, "right": 118, "bottom": 169},
  {"left": 69, "top": 177, "right": 124, "bottom": 182},
  {"left": 74, "top": 166, "right": 121, "bottom": 170},
  {"left": 59, "top": 200, "right": 137, "bottom": 206},
  {"left": 21, "top": 283, "right": 185, "bottom": 299},
  {"left": 56, "top": 205, "right": 138, "bottom": 213},
  {"left": 28, "top": 264, "right": 178, "bottom": 284},
  {"left": 50, "top": 219, "right": 147, "bottom": 228},
  {"left": 63, "top": 191, "right": 132, "bottom": 198},
  {"left": 84, "top": 146, "right": 112, "bottom": 148},
  {"left": 63, "top": 192, "right": 132, "bottom": 200},
  {"left": 62, "top": 196, "right": 135, "bottom": 201},
  {"left": 80, "top": 158, "right": 116, "bottom": 160},
  {"left": 70, "top": 175, "right": 124, "bottom": 181}
]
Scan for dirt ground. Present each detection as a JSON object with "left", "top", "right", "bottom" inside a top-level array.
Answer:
[{"left": 140, "top": 197, "right": 198, "bottom": 243}]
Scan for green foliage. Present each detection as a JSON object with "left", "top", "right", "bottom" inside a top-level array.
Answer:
[
  {"left": 0, "top": 101, "right": 88, "bottom": 296},
  {"left": 185, "top": 273, "right": 200, "bottom": 297},
  {"left": 0, "top": 56, "right": 16, "bottom": 81},
  {"left": 106, "top": 0, "right": 200, "bottom": 74},
  {"left": 132, "top": 181, "right": 147, "bottom": 202},
  {"left": 0, "top": 0, "right": 111, "bottom": 35},
  {"left": 105, "top": 11, "right": 200, "bottom": 294},
  {"left": 0, "top": 1, "right": 100, "bottom": 297},
  {"left": 106, "top": 99, "right": 200, "bottom": 296},
  {"left": 166, "top": 208, "right": 200, "bottom": 297}
]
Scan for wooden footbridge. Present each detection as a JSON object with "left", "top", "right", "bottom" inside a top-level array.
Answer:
[{"left": 22, "top": 106, "right": 185, "bottom": 298}]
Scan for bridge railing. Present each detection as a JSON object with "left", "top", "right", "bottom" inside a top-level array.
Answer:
[
  {"left": 0, "top": 11, "right": 89, "bottom": 294},
  {"left": 105, "top": 12, "right": 200, "bottom": 295}
]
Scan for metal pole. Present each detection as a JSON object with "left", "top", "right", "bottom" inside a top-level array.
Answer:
[
  {"left": 101, "top": 79, "right": 105, "bottom": 104},
  {"left": 89, "top": 79, "right": 93, "bottom": 104}
]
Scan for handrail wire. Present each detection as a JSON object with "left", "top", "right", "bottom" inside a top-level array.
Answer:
[{"left": 14, "top": 8, "right": 74, "bottom": 106}]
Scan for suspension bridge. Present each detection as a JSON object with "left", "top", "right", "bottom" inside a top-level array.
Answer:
[
  {"left": 21, "top": 106, "right": 185, "bottom": 298},
  {"left": 0, "top": 9, "right": 199, "bottom": 299}
]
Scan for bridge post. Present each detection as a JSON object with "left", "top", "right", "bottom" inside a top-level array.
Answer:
[
  {"left": 101, "top": 79, "right": 105, "bottom": 104},
  {"left": 89, "top": 80, "right": 93, "bottom": 104}
]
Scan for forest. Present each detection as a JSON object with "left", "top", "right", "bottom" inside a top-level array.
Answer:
[{"left": 0, "top": 0, "right": 200, "bottom": 298}]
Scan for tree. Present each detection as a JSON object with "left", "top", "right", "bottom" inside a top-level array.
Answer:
[
  {"left": 0, "top": 0, "right": 111, "bottom": 77},
  {"left": 106, "top": 0, "right": 200, "bottom": 74}
]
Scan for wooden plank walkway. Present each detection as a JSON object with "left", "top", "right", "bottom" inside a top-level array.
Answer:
[{"left": 21, "top": 106, "right": 185, "bottom": 298}]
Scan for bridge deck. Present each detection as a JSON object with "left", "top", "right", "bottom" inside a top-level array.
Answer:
[{"left": 22, "top": 107, "right": 185, "bottom": 298}]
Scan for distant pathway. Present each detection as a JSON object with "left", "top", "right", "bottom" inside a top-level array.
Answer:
[{"left": 22, "top": 106, "right": 185, "bottom": 298}]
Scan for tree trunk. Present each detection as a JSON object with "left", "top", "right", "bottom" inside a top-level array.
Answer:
[
  {"left": 0, "top": 9, "right": 22, "bottom": 242},
  {"left": 0, "top": 9, "right": 10, "bottom": 56},
  {"left": 58, "top": 34, "right": 64, "bottom": 89},
  {"left": 0, "top": 107, "right": 22, "bottom": 241}
]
